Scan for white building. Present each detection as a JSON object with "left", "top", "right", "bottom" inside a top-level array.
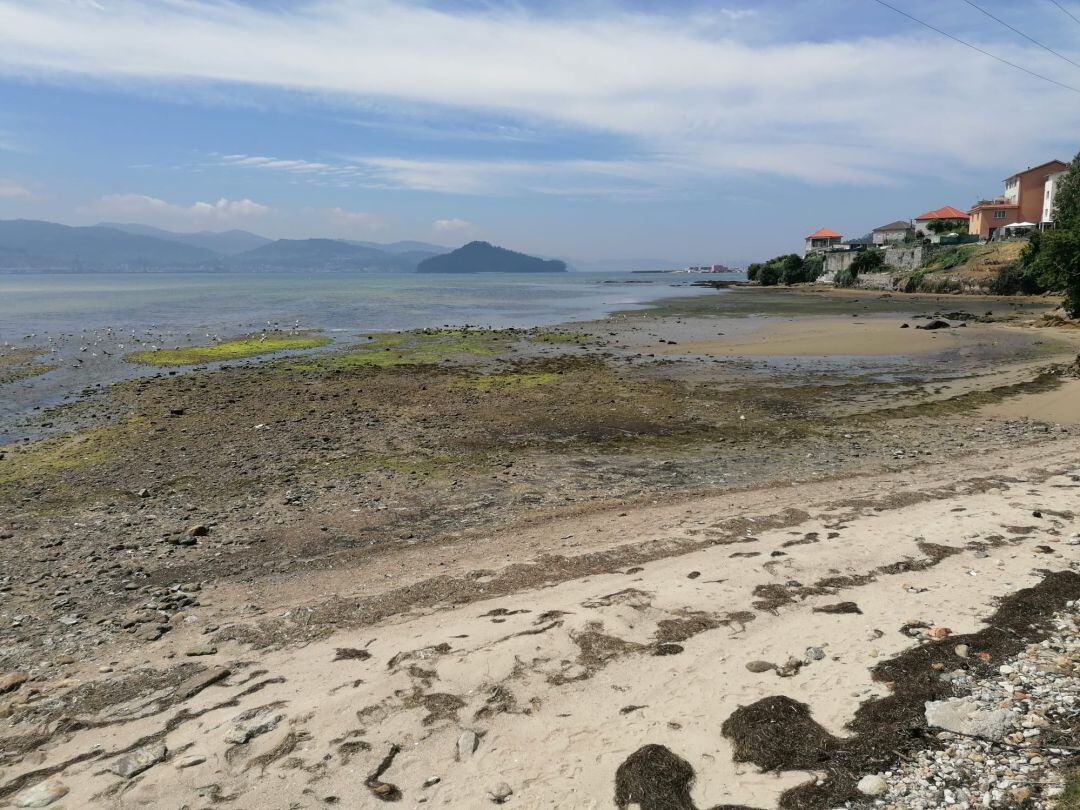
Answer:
[{"left": 1043, "top": 170, "right": 1067, "bottom": 224}]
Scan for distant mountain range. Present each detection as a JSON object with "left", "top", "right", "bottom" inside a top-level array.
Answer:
[
  {"left": 0, "top": 218, "right": 694, "bottom": 273},
  {"left": 0, "top": 219, "right": 449, "bottom": 273},
  {"left": 418, "top": 241, "right": 567, "bottom": 274}
]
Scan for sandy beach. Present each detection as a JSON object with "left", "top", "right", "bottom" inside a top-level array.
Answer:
[{"left": 0, "top": 285, "right": 1077, "bottom": 809}]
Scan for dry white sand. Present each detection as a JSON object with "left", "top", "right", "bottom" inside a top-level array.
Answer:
[{"left": 7, "top": 438, "right": 1078, "bottom": 809}]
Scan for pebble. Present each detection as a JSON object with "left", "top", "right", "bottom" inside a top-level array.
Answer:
[
  {"left": 489, "top": 782, "right": 513, "bottom": 804},
  {"left": 846, "top": 602, "right": 1079, "bottom": 809},
  {"left": 110, "top": 742, "right": 167, "bottom": 778},
  {"left": 745, "top": 660, "right": 774, "bottom": 673},
  {"left": 856, "top": 774, "right": 888, "bottom": 796},
  {"left": 457, "top": 730, "right": 479, "bottom": 761}
]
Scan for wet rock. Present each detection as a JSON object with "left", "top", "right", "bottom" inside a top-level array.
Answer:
[
  {"left": 924, "top": 697, "right": 1012, "bottom": 740},
  {"left": 857, "top": 774, "right": 887, "bottom": 796},
  {"left": 0, "top": 671, "right": 28, "bottom": 694},
  {"left": 13, "top": 779, "right": 69, "bottom": 807},
  {"left": 225, "top": 707, "right": 284, "bottom": 744},
  {"left": 110, "top": 742, "right": 167, "bottom": 778},
  {"left": 489, "top": 782, "right": 513, "bottom": 804},
  {"left": 457, "top": 730, "right": 479, "bottom": 761},
  {"left": 175, "top": 665, "right": 230, "bottom": 700}
]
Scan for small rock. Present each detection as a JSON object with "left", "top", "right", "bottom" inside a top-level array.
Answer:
[
  {"left": 925, "top": 697, "right": 1013, "bottom": 740},
  {"left": 177, "top": 755, "right": 206, "bottom": 769},
  {"left": 745, "top": 660, "right": 774, "bottom": 673},
  {"left": 225, "top": 707, "right": 284, "bottom": 744},
  {"left": 187, "top": 524, "right": 210, "bottom": 537},
  {"left": 185, "top": 645, "right": 217, "bottom": 657},
  {"left": 489, "top": 782, "right": 513, "bottom": 804},
  {"left": 856, "top": 774, "right": 888, "bottom": 796},
  {"left": 926, "top": 626, "right": 951, "bottom": 640},
  {"left": 805, "top": 646, "right": 825, "bottom": 661},
  {"left": 175, "top": 666, "right": 230, "bottom": 700},
  {"left": 13, "top": 779, "right": 69, "bottom": 807},
  {"left": 110, "top": 742, "right": 166, "bottom": 778},
  {"left": 954, "top": 644, "right": 969, "bottom": 658},
  {"left": 423, "top": 777, "right": 441, "bottom": 788},
  {"left": 457, "top": 730, "right": 479, "bottom": 761}
]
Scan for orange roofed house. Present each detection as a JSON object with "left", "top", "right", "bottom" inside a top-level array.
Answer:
[
  {"left": 912, "top": 206, "right": 970, "bottom": 242},
  {"left": 804, "top": 227, "right": 841, "bottom": 256},
  {"left": 968, "top": 160, "right": 1069, "bottom": 239}
]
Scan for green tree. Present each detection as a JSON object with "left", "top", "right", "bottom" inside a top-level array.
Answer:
[
  {"left": 849, "top": 248, "right": 885, "bottom": 275},
  {"left": 1019, "top": 151, "right": 1080, "bottom": 316}
]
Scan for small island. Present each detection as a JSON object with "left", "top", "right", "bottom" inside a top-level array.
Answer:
[{"left": 417, "top": 241, "right": 567, "bottom": 274}]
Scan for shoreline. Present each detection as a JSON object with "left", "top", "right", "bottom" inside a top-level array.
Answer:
[{"left": 0, "top": 279, "right": 1077, "bottom": 809}]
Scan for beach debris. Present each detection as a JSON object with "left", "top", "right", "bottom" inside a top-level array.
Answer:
[
  {"left": 813, "top": 602, "right": 862, "bottom": 615},
  {"left": 333, "top": 647, "right": 372, "bottom": 662},
  {"left": 614, "top": 744, "right": 696, "bottom": 810},
  {"left": 365, "top": 744, "right": 402, "bottom": 802}
]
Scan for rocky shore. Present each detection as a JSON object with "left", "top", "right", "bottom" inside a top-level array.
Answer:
[{"left": 0, "top": 286, "right": 1077, "bottom": 808}]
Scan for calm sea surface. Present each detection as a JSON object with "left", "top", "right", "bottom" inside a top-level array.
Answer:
[{"left": 0, "top": 271, "right": 727, "bottom": 442}]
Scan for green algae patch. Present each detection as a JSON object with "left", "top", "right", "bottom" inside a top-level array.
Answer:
[
  {"left": 288, "top": 330, "right": 504, "bottom": 372},
  {"left": 126, "top": 334, "right": 331, "bottom": 366},
  {"left": 0, "top": 363, "right": 59, "bottom": 385},
  {"left": 457, "top": 371, "right": 560, "bottom": 392},
  {"left": 0, "top": 422, "right": 134, "bottom": 486}
]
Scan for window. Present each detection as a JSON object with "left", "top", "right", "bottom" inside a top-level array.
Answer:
[{"left": 994, "top": 211, "right": 1007, "bottom": 219}]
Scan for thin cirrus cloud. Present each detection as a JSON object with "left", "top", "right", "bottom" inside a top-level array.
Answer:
[
  {"left": 0, "top": 1, "right": 1078, "bottom": 187},
  {"left": 215, "top": 153, "right": 672, "bottom": 198}
]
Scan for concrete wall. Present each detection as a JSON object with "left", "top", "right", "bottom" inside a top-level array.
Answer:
[
  {"left": 821, "top": 250, "right": 858, "bottom": 282},
  {"left": 883, "top": 243, "right": 931, "bottom": 271}
]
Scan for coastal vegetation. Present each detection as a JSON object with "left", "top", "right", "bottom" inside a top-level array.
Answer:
[
  {"left": 746, "top": 253, "right": 823, "bottom": 286},
  {"left": 833, "top": 248, "right": 885, "bottom": 288},
  {"left": 1017, "top": 151, "right": 1080, "bottom": 315},
  {"left": 126, "top": 333, "right": 331, "bottom": 366}
]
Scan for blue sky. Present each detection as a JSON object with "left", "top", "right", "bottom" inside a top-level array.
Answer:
[{"left": 0, "top": 0, "right": 1079, "bottom": 264}]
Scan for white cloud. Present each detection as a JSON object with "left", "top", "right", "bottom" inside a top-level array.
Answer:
[
  {"left": 0, "top": 1, "right": 1078, "bottom": 185},
  {"left": 433, "top": 218, "right": 473, "bottom": 233},
  {"left": 326, "top": 206, "right": 387, "bottom": 233},
  {"left": 89, "top": 194, "right": 270, "bottom": 229},
  {"left": 0, "top": 179, "right": 32, "bottom": 199}
]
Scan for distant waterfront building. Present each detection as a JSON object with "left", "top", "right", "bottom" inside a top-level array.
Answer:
[
  {"left": 804, "top": 227, "right": 842, "bottom": 256},
  {"left": 968, "top": 160, "right": 1068, "bottom": 239},
  {"left": 912, "top": 206, "right": 970, "bottom": 243},
  {"left": 871, "top": 220, "right": 914, "bottom": 245}
]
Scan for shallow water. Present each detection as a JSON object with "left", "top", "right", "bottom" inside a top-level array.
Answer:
[{"left": 0, "top": 270, "right": 725, "bottom": 442}]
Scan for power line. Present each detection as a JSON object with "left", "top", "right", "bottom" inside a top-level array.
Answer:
[
  {"left": 872, "top": 0, "right": 1080, "bottom": 94},
  {"left": 960, "top": 0, "right": 1080, "bottom": 70},
  {"left": 1048, "top": 0, "right": 1080, "bottom": 28}
]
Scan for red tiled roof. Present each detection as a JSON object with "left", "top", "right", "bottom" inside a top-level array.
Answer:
[
  {"left": 805, "top": 227, "right": 841, "bottom": 239},
  {"left": 914, "top": 206, "right": 970, "bottom": 221}
]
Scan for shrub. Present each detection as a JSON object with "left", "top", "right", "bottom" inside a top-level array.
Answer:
[{"left": 849, "top": 249, "right": 885, "bottom": 275}]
